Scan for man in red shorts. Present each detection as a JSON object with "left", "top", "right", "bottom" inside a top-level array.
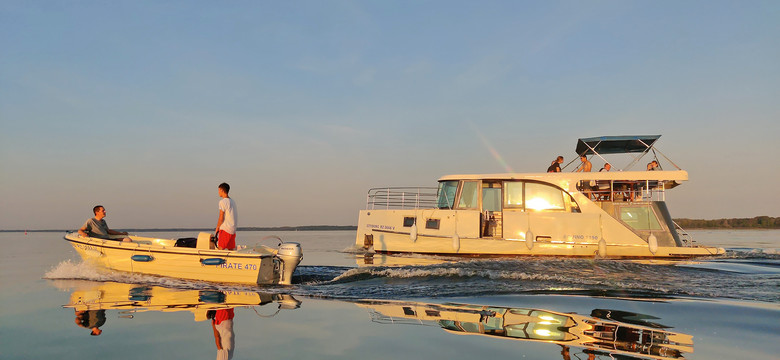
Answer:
[{"left": 215, "top": 182, "right": 238, "bottom": 250}]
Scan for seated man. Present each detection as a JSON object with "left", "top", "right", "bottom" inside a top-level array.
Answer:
[{"left": 78, "top": 205, "right": 131, "bottom": 242}]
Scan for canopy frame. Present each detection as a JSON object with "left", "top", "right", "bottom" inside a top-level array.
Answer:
[{"left": 567, "top": 135, "right": 681, "bottom": 171}]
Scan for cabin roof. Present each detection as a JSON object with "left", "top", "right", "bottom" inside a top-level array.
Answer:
[
  {"left": 575, "top": 135, "right": 661, "bottom": 155},
  {"left": 437, "top": 170, "right": 688, "bottom": 183}
]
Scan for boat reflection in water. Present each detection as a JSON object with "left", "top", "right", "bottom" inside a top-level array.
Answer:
[
  {"left": 355, "top": 299, "right": 693, "bottom": 360},
  {"left": 57, "top": 280, "right": 300, "bottom": 360}
]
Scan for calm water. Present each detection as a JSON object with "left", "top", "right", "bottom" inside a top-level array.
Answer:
[{"left": 1, "top": 229, "right": 778, "bottom": 359}]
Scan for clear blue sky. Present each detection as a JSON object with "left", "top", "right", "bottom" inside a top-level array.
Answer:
[{"left": 1, "top": 1, "right": 778, "bottom": 230}]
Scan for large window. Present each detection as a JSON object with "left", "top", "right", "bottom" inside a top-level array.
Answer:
[
  {"left": 457, "top": 181, "right": 479, "bottom": 209},
  {"left": 437, "top": 181, "right": 458, "bottom": 209},
  {"left": 620, "top": 207, "right": 662, "bottom": 230},
  {"left": 524, "top": 182, "right": 566, "bottom": 211},
  {"left": 504, "top": 181, "right": 523, "bottom": 208},
  {"left": 482, "top": 186, "right": 502, "bottom": 212}
]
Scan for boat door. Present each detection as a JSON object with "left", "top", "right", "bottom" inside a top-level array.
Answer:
[{"left": 481, "top": 181, "right": 502, "bottom": 238}]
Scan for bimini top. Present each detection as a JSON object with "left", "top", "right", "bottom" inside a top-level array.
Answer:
[{"left": 575, "top": 135, "right": 661, "bottom": 155}]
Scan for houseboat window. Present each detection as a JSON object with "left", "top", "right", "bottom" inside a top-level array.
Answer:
[
  {"left": 525, "top": 182, "right": 566, "bottom": 211},
  {"left": 403, "top": 217, "right": 415, "bottom": 227},
  {"left": 569, "top": 195, "right": 581, "bottom": 213},
  {"left": 437, "top": 181, "right": 458, "bottom": 209},
  {"left": 426, "top": 218, "right": 440, "bottom": 229},
  {"left": 457, "top": 181, "right": 479, "bottom": 209},
  {"left": 619, "top": 207, "right": 663, "bottom": 230},
  {"left": 482, "top": 183, "right": 502, "bottom": 212},
  {"left": 504, "top": 181, "right": 523, "bottom": 208}
]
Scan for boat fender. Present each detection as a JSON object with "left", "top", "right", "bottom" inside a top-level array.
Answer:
[
  {"left": 598, "top": 238, "right": 607, "bottom": 258},
  {"left": 525, "top": 231, "right": 534, "bottom": 250},
  {"left": 201, "top": 258, "right": 226, "bottom": 266},
  {"left": 131, "top": 254, "right": 154, "bottom": 262},
  {"left": 648, "top": 234, "right": 658, "bottom": 254},
  {"left": 452, "top": 233, "right": 460, "bottom": 253},
  {"left": 410, "top": 223, "right": 418, "bottom": 243}
]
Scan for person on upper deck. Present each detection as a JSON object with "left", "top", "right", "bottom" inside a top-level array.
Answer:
[
  {"left": 599, "top": 163, "right": 611, "bottom": 172},
  {"left": 647, "top": 160, "right": 659, "bottom": 171},
  {"left": 576, "top": 155, "right": 592, "bottom": 172},
  {"left": 547, "top": 156, "right": 563, "bottom": 173},
  {"left": 78, "top": 205, "right": 131, "bottom": 242},
  {"left": 215, "top": 182, "right": 238, "bottom": 251}
]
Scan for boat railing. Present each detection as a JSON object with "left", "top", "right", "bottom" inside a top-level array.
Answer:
[
  {"left": 672, "top": 220, "right": 695, "bottom": 247},
  {"left": 368, "top": 310, "right": 430, "bottom": 326},
  {"left": 366, "top": 187, "right": 439, "bottom": 210},
  {"left": 582, "top": 180, "right": 668, "bottom": 203}
]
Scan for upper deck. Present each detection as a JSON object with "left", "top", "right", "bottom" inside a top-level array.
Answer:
[{"left": 438, "top": 170, "right": 687, "bottom": 184}]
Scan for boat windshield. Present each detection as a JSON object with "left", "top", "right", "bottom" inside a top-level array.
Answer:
[{"left": 437, "top": 181, "right": 458, "bottom": 209}]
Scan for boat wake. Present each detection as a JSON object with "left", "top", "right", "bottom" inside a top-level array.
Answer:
[
  {"left": 306, "top": 255, "right": 780, "bottom": 302},
  {"left": 45, "top": 250, "right": 780, "bottom": 303}
]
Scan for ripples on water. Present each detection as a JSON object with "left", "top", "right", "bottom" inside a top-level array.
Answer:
[{"left": 45, "top": 249, "right": 780, "bottom": 303}]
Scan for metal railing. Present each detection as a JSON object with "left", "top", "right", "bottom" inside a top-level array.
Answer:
[
  {"left": 581, "top": 180, "right": 667, "bottom": 203},
  {"left": 672, "top": 220, "right": 694, "bottom": 247},
  {"left": 366, "top": 187, "right": 439, "bottom": 210}
]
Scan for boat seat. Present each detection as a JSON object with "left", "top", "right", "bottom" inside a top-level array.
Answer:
[
  {"left": 196, "top": 232, "right": 215, "bottom": 249},
  {"left": 175, "top": 237, "right": 197, "bottom": 248}
]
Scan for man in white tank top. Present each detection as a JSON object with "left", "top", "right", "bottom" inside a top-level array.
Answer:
[{"left": 215, "top": 183, "right": 238, "bottom": 250}]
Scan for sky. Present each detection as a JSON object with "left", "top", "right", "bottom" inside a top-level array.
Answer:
[{"left": 1, "top": 1, "right": 778, "bottom": 230}]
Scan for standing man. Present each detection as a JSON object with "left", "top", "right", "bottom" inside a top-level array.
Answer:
[
  {"left": 78, "top": 205, "right": 131, "bottom": 242},
  {"left": 576, "top": 155, "right": 592, "bottom": 172},
  {"left": 215, "top": 183, "right": 238, "bottom": 250}
]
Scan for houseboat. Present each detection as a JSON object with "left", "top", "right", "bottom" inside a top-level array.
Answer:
[{"left": 355, "top": 135, "right": 724, "bottom": 259}]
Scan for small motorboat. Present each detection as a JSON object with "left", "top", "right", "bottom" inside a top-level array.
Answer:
[{"left": 64, "top": 232, "right": 303, "bottom": 285}]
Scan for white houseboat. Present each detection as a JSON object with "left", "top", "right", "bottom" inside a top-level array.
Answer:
[{"left": 355, "top": 135, "right": 724, "bottom": 259}]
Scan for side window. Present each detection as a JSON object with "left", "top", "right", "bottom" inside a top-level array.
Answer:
[
  {"left": 620, "top": 207, "right": 662, "bottom": 230},
  {"left": 525, "top": 182, "right": 566, "bottom": 211},
  {"left": 437, "top": 181, "right": 458, "bottom": 209},
  {"left": 457, "top": 181, "right": 479, "bottom": 209},
  {"left": 504, "top": 181, "right": 523, "bottom": 208}
]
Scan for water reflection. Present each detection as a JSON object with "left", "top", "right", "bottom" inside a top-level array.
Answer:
[
  {"left": 354, "top": 299, "right": 693, "bottom": 360},
  {"left": 74, "top": 309, "right": 106, "bottom": 336},
  {"left": 57, "top": 281, "right": 300, "bottom": 360},
  {"left": 56, "top": 280, "right": 694, "bottom": 359}
]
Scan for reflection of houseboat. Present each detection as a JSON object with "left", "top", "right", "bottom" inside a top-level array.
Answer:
[
  {"left": 61, "top": 280, "right": 301, "bottom": 321},
  {"left": 356, "top": 136, "right": 724, "bottom": 259},
  {"left": 64, "top": 232, "right": 303, "bottom": 285},
  {"left": 356, "top": 300, "right": 693, "bottom": 360}
]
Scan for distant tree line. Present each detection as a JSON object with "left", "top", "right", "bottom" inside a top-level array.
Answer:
[{"left": 673, "top": 216, "right": 779, "bottom": 229}]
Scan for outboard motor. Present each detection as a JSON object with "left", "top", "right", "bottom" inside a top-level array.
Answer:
[{"left": 276, "top": 242, "right": 302, "bottom": 285}]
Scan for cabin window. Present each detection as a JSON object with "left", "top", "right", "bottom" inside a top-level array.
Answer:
[
  {"left": 457, "top": 181, "right": 480, "bottom": 209},
  {"left": 620, "top": 207, "right": 663, "bottom": 230},
  {"left": 524, "top": 182, "right": 566, "bottom": 211},
  {"left": 482, "top": 183, "right": 502, "bottom": 212},
  {"left": 437, "top": 181, "right": 458, "bottom": 209},
  {"left": 425, "top": 310, "right": 441, "bottom": 317},
  {"left": 504, "top": 181, "right": 523, "bottom": 208},
  {"left": 426, "top": 218, "right": 440, "bottom": 229},
  {"left": 403, "top": 217, "right": 416, "bottom": 227}
]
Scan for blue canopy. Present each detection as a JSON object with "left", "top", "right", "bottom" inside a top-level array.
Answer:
[{"left": 575, "top": 135, "right": 661, "bottom": 155}]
